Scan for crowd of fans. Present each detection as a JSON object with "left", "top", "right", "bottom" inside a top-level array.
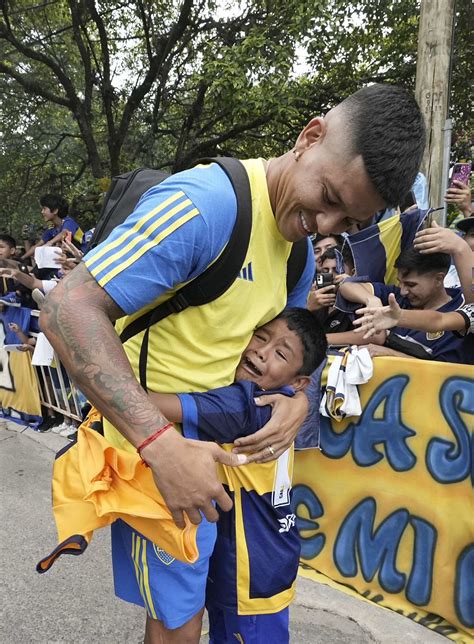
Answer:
[
  {"left": 0, "top": 194, "right": 93, "bottom": 436},
  {"left": 0, "top": 174, "right": 473, "bottom": 438}
]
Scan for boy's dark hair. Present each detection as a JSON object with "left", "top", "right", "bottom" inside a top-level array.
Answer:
[
  {"left": 395, "top": 247, "right": 451, "bottom": 276},
  {"left": 320, "top": 244, "right": 355, "bottom": 272},
  {"left": 0, "top": 234, "right": 16, "bottom": 248},
  {"left": 274, "top": 307, "right": 327, "bottom": 375},
  {"left": 340, "top": 84, "right": 425, "bottom": 208},
  {"left": 39, "top": 194, "right": 69, "bottom": 218}
]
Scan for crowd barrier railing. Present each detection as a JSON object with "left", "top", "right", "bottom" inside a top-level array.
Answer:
[{"left": 30, "top": 310, "right": 84, "bottom": 423}]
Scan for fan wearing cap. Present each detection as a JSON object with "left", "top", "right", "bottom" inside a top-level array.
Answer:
[{"left": 456, "top": 215, "right": 474, "bottom": 252}]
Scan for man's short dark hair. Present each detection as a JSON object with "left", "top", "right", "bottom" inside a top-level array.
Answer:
[
  {"left": 274, "top": 308, "right": 327, "bottom": 375},
  {"left": 311, "top": 233, "right": 343, "bottom": 248},
  {"left": 39, "top": 194, "right": 69, "bottom": 218},
  {"left": 395, "top": 247, "right": 451, "bottom": 276},
  {"left": 340, "top": 84, "right": 426, "bottom": 208},
  {"left": 0, "top": 234, "right": 16, "bottom": 248}
]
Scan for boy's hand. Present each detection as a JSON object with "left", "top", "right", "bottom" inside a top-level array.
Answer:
[
  {"left": 354, "top": 293, "right": 401, "bottom": 338},
  {"left": 8, "top": 322, "right": 20, "bottom": 333},
  {"left": 0, "top": 267, "right": 16, "bottom": 279},
  {"left": 232, "top": 390, "right": 308, "bottom": 463},
  {"left": 307, "top": 284, "right": 336, "bottom": 310}
]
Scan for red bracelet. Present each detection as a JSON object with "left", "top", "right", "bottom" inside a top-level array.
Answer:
[{"left": 137, "top": 423, "right": 173, "bottom": 464}]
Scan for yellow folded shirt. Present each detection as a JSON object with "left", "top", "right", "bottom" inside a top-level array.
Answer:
[{"left": 37, "top": 410, "right": 198, "bottom": 573}]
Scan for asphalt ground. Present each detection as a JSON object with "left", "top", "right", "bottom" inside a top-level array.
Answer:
[{"left": 0, "top": 424, "right": 448, "bottom": 643}]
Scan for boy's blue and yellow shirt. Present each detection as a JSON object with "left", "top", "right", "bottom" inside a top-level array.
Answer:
[{"left": 179, "top": 381, "right": 300, "bottom": 615}]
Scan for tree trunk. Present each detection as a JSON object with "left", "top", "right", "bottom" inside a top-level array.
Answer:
[{"left": 415, "top": 0, "right": 456, "bottom": 215}]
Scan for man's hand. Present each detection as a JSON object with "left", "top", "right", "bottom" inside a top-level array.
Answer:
[
  {"left": 232, "top": 391, "right": 308, "bottom": 463},
  {"left": 354, "top": 293, "right": 401, "bottom": 338},
  {"left": 307, "top": 284, "right": 336, "bottom": 310},
  {"left": 444, "top": 180, "right": 472, "bottom": 217},
  {"left": 140, "top": 429, "right": 246, "bottom": 528},
  {"left": 414, "top": 220, "right": 468, "bottom": 255}
]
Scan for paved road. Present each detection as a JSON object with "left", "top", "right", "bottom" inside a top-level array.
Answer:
[{"left": 0, "top": 425, "right": 447, "bottom": 643}]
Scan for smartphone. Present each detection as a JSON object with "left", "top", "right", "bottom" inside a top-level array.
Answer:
[
  {"left": 449, "top": 162, "right": 471, "bottom": 187},
  {"left": 315, "top": 273, "right": 334, "bottom": 287}
]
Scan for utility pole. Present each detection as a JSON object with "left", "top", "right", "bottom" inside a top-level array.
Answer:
[{"left": 415, "top": 0, "right": 456, "bottom": 221}]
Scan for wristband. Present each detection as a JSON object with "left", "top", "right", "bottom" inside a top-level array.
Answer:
[{"left": 137, "top": 423, "right": 173, "bottom": 464}]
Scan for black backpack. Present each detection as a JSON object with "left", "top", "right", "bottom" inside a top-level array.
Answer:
[{"left": 89, "top": 157, "right": 309, "bottom": 390}]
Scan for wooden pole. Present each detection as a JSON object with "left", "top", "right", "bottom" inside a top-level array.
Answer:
[{"left": 415, "top": 0, "right": 456, "bottom": 218}]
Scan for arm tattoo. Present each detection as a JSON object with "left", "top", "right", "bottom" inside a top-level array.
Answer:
[{"left": 40, "top": 263, "right": 168, "bottom": 445}]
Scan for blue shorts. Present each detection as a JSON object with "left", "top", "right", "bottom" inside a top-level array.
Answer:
[
  {"left": 111, "top": 518, "right": 216, "bottom": 629},
  {"left": 207, "top": 604, "right": 289, "bottom": 643}
]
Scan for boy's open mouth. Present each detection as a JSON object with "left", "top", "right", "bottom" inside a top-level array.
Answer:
[{"left": 243, "top": 356, "right": 262, "bottom": 377}]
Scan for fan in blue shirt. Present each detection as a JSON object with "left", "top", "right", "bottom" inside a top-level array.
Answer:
[
  {"left": 338, "top": 247, "right": 474, "bottom": 364},
  {"left": 114, "top": 308, "right": 327, "bottom": 643}
]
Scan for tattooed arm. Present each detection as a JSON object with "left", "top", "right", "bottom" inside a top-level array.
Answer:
[{"left": 40, "top": 263, "right": 244, "bottom": 527}]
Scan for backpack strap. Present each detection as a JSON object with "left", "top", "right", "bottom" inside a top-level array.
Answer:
[
  {"left": 286, "top": 238, "right": 309, "bottom": 294},
  {"left": 118, "top": 157, "right": 252, "bottom": 391}
]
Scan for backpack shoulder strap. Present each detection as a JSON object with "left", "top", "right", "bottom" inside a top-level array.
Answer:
[
  {"left": 286, "top": 238, "right": 309, "bottom": 294},
  {"left": 119, "top": 157, "right": 252, "bottom": 346},
  {"left": 118, "top": 157, "right": 252, "bottom": 391}
]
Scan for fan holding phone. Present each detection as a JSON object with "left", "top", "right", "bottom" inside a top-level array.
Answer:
[{"left": 445, "top": 162, "right": 473, "bottom": 218}]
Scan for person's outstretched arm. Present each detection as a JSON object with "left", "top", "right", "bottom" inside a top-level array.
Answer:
[
  {"left": 354, "top": 293, "right": 467, "bottom": 337},
  {"left": 40, "top": 263, "right": 244, "bottom": 529},
  {"left": 338, "top": 280, "right": 382, "bottom": 306}
]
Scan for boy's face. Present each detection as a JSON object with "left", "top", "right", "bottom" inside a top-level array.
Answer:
[
  {"left": 235, "top": 318, "right": 308, "bottom": 390},
  {"left": 41, "top": 206, "right": 57, "bottom": 222},
  {"left": 321, "top": 257, "right": 338, "bottom": 277},
  {"left": 313, "top": 236, "right": 338, "bottom": 270},
  {"left": 0, "top": 241, "right": 15, "bottom": 259},
  {"left": 397, "top": 269, "right": 445, "bottom": 309}
]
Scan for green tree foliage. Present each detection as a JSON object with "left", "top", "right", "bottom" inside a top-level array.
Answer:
[{"left": 0, "top": 0, "right": 470, "bottom": 237}]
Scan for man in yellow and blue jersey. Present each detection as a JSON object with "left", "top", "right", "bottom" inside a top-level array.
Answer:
[{"left": 41, "top": 84, "right": 426, "bottom": 642}]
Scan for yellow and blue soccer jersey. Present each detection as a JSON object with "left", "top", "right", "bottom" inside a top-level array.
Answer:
[
  {"left": 42, "top": 215, "right": 85, "bottom": 250},
  {"left": 372, "top": 284, "right": 474, "bottom": 364},
  {"left": 178, "top": 381, "right": 301, "bottom": 615},
  {"left": 83, "top": 160, "right": 314, "bottom": 452}
]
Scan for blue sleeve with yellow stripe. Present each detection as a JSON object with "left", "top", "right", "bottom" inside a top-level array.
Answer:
[
  {"left": 178, "top": 381, "right": 295, "bottom": 443},
  {"left": 83, "top": 164, "right": 237, "bottom": 315}
]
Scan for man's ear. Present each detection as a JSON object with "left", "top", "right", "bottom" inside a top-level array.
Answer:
[
  {"left": 290, "top": 375, "right": 311, "bottom": 392},
  {"left": 295, "top": 117, "right": 327, "bottom": 152}
]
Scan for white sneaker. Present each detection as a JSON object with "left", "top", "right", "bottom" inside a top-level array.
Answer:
[
  {"left": 60, "top": 426, "right": 77, "bottom": 438},
  {"left": 32, "top": 289, "right": 46, "bottom": 307},
  {"left": 51, "top": 423, "right": 67, "bottom": 434}
]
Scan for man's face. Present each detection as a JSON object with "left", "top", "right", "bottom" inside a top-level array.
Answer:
[
  {"left": 269, "top": 117, "right": 385, "bottom": 242},
  {"left": 234, "top": 318, "right": 306, "bottom": 390},
  {"left": 0, "top": 241, "right": 15, "bottom": 260},
  {"left": 397, "top": 270, "right": 444, "bottom": 309},
  {"left": 313, "top": 236, "right": 338, "bottom": 270},
  {"left": 463, "top": 228, "right": 474, "bottom": 251}
]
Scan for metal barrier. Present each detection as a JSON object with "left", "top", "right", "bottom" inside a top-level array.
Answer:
[{"left": 30, "top": 310, "right": 84, "bottom": 423}]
